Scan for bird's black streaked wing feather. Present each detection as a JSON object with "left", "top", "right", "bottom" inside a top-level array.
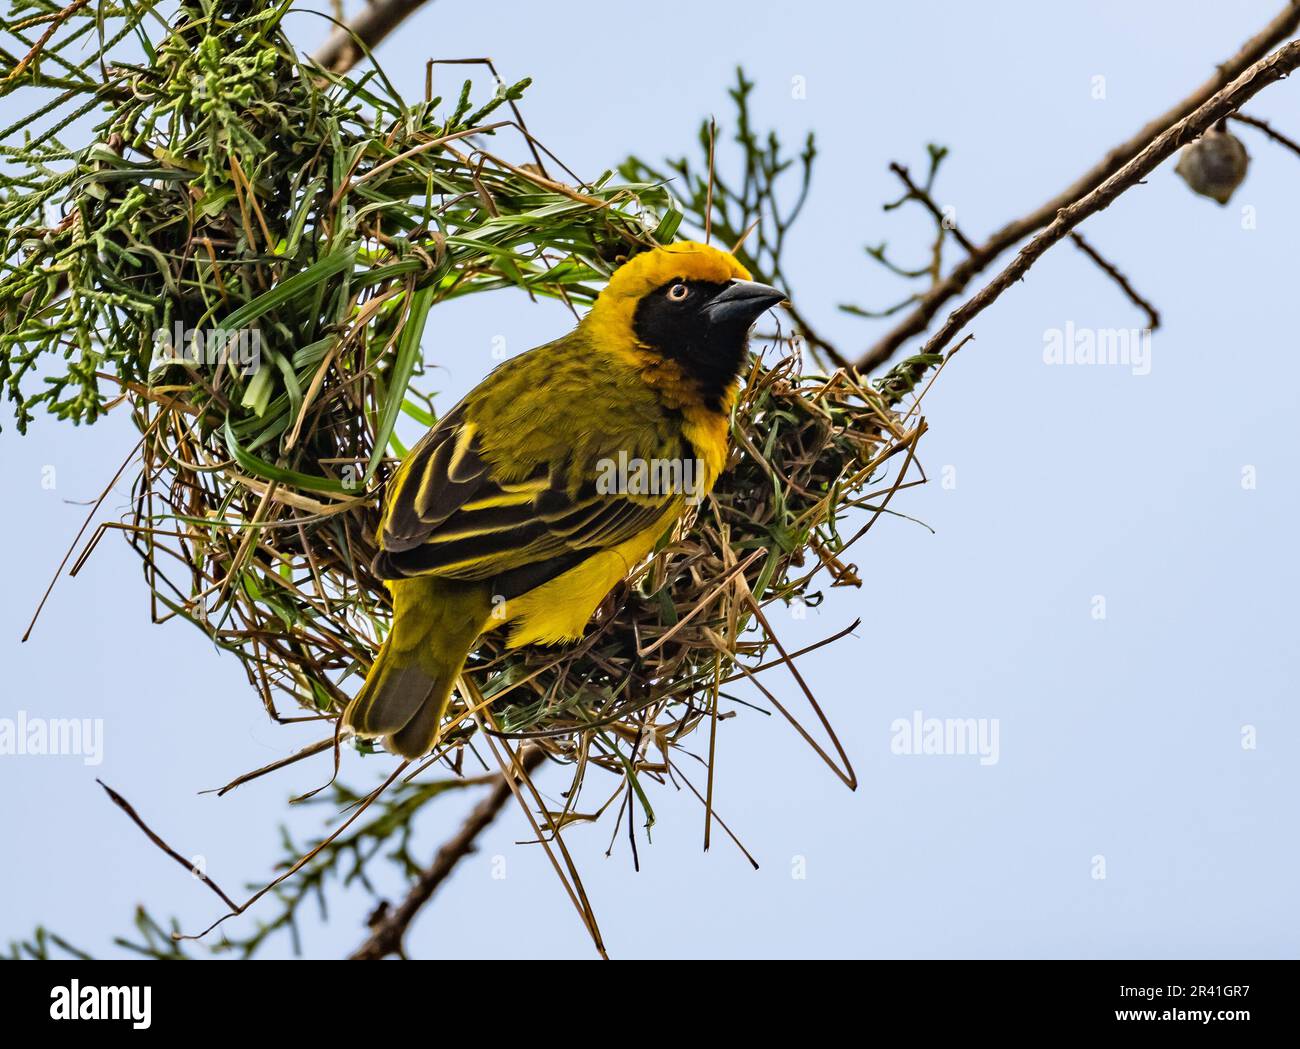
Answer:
[
  {"left": 375, "top": 481, "right": 675, "bottom": 582},
  {"left": 374, "top": 409, "right": 678, "bottom": 585},
  {"left": 379, "top": 402, "right": 488, "bottom": 553}
]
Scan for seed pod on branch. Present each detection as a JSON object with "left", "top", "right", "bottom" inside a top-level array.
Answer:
[{"left": 1174, "top": 125, "right": 1250, "bottom": 204}]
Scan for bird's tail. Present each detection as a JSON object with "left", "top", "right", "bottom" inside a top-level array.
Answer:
[{"left": 343, "top": 576, "right": 494, "bottom": 758}]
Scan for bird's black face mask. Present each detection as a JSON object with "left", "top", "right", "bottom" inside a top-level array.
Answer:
[{"left": 633, "top": 277, "right": 785, "bottom": 410}]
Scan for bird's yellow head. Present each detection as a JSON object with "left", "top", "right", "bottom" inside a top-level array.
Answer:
[{"left": 581, "top": 241, "right": 784, "bottom": 411}]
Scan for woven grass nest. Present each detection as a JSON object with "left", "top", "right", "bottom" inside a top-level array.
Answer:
[{"left": 2, "top": 3, "right": 933, "bottom": 871}]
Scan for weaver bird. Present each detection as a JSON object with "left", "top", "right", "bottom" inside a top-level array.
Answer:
[{"left": 343, "top": 242, "right": 784, "bottom": 757}]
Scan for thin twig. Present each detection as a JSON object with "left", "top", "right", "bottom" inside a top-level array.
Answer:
[
  {"left": 889, "top": 161, "right": 978, "bottom": 255},
  {"left": 705, "top": 116, "right": 716, "bottom": 244},
  {"left": 1230, "top": 111, "right": 1300, "bottom": 158},
  {"left": 1, "top": 0, "right": 91, "bottom": 84},
  {"left": 175, "top": 761, "right": 412, "bottom": 943},
  {"left": 96, "top": 780, "right": 241, "bottom": 913},
  {"left": 205, "top": 737, "right": 337, "bottom": 797},
  {"left": 350, "top": 747, "right": 546, "bottom": 960},
  {"left": 1068, "top": 232, "right": 1161, "bottom": 329}
]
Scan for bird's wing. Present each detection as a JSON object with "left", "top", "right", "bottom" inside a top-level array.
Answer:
[{"left": 373, "top": 400, "right": 681, "bottom": 591}]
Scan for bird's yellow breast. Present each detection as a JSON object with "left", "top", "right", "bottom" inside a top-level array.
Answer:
[{"left": 497, "top": 502, "right": 682, "bottom": 648}]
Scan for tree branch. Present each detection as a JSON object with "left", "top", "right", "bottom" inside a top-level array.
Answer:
[
  {"left": 856, "top": 1, "right": 1300, "bottom": 371},
  {"left": 311, "top": 0, "right": 436, "bottom": 74},
  {"left": 890, "top": 38, "right": 1300, "bottom": 386},
  {"left": 1068, "top": 232, "right": 1161, "bottom": 330},
  {"left": 888, "top": 161, "right": 1161, "bottom": 332},
  {"left": 1230, "top": 111, "right": 1300, "bottom": 158},
  {"left": 349, "top": 746, "right": 546, "bottom": 960},
  {"left": 888, "top": 161, "right": 979, "bottom": 256}
]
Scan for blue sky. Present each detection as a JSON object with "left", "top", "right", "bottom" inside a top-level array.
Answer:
[{"left": 2, "top": 0, "right": 1297, "bottom": 959}]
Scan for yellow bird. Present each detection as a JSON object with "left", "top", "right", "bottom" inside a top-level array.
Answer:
[{"left": 343, "top": 242, "right": 784, "bottom": 757}]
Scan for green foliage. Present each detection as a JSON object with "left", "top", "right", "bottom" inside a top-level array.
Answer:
[
  {"left": 5, "top": 924, "right": 94, "bottom": 960},
  {"left": 213, "top": 775, "right": 488, "bottom": 958},
  {"left": 0, "top": 0, "right": 671, "bottom": 434}
]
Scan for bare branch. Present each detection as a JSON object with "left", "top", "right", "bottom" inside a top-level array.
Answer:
[
  {"left": 1230, "top": 111, "right": 1300, "bottom": 158},
  {"left": 888, "top": 161, "right": 979, "bottom": 255},
  {"left": 1068, "top": 232, "right": 1161, "bottom": 330},
  {"left": 311, "top": 0, "right": 436, "bottom": 75},
  {"left": 856, "top": 1, "right": 1300, "bottom": 371},
  {"left": 900, "top": 40, "right": 1300, "bottom": 375},
  {"left": 97, "top": 780, "right": 241, "bottom": 913},
  {"left": 349, "top": 747, "right": 546, "bottom": 960},
  {"left": 884, "top": 162, "right": 1162, "bottom": 331}
]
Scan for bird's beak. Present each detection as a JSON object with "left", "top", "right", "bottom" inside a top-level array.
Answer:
[{"left": 702, "top": 279, "right": 786, "bottom": 325}]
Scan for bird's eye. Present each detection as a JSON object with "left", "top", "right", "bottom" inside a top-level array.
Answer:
[{"left": 667, "top": 282, "right": 690, "bottom": 302}]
